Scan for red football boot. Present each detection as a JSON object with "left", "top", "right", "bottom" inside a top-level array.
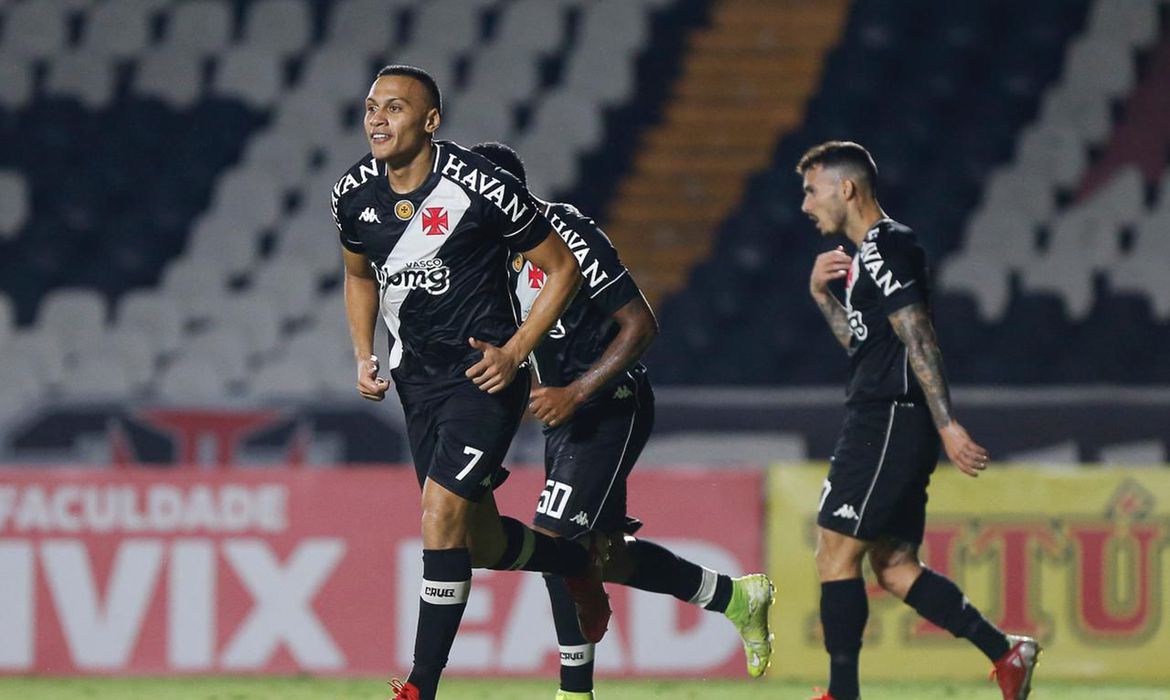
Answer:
[
  {"left": 387, "top": 677, "right": 420, "bottom": 700},
  {"left": 990, "top": 635, "right": 1041, "bottom": 700},
  {"left": 563, "top": 532, "right": 612, "bottom": 643}
]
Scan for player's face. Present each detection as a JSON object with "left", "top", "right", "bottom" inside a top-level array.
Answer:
[
  {"left": 364, "top": 75, "right": 440, "bottom": 166},
  {"left": 801, "top": 164, "right": 846, "bottom": 236}
]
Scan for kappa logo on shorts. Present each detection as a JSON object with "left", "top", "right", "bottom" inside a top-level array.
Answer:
[
  {"left": 613, "top": 385, "right": 632, "bottom": 400},
  {"left": 570, "top": 511, "right": 590, "bottom": 527},
  {"left": 833, "top": 504, "right": 860, "bottom": 521}
]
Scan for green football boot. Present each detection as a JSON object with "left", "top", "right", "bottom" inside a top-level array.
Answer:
[{"left": 723, "top": 573, "right": 775, "bottom": 678}]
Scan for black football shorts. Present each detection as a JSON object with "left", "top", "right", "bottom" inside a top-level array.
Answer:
[
  {"left": 817, "top": 400, "right": 940, "bottom": 544},
  {"left": 399, "top": 369, "right": 530, "bottom": 501},
  {"left": 532, "top": 368, "right": 653, "bottom": 540}
]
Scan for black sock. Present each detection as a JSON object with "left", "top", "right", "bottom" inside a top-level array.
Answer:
[
  {"left": 905, "top": 568, "right": 1010, "bottom": 662},
  {"left": 407, "top": 548, "right": 471, "bottom": 700},
  {"left": 545, "top": 574, "right": 594, "bottom": 692},
  {"left": 623, "top": 538, "right": 733, "bottom": 611},
  {"left": 822, "top": 578, "right": 866, "bottom": 700},
  {"left": 492, "top": 516, "right": 588, "bottom": 575}
]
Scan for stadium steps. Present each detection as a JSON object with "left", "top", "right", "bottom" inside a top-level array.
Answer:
[{"left": 600, "top": 0, "right": 848, "bottom": 307}]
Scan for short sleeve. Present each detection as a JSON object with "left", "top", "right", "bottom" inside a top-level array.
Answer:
[
  {"left": 564, "top": 209, "right": 640, "bottom": 315},
  {"left": 477, "top": 163, "right": 548, "bottom": 252},
  {"left": 332, "top": 188, "right": 364, "bottom": 253},
  {"left": 864, "top": 230, "right": 927, "bottom": 314}
]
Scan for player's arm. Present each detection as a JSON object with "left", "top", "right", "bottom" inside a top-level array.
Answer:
[
  {"left": 343, "top": 247, "right": 389, "bottom": 401},
  {"left": 529, "top": 293, "right": 658, "bottom": 426},
  {"left": 466, "top": 232, "right": 583, "bottom": 394},
  {"left": 809, "top": 245, "right": 853, "bottom": 350},
  {"left": 888, "top": 303, "right": 988, "bottom": 476}
]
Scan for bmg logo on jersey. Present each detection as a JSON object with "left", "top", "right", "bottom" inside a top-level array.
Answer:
[{"left": 377, "top": 259, "right": 451, "bottom": 296}]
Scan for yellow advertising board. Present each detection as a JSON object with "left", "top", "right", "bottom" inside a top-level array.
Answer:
[{"left": 767, "top": 464, "right": 1170, "bottom": 682}]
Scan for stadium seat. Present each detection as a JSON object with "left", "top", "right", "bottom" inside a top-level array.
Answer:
[
  {"left": 1059, "top": 36, "right": 1135, "bottom": 102},
  {"left": 296, "top": 49, "right": 376, "bottom": 108},
  {"left": 241, "top": 0, "right": 313, "bottom": 58},
  {"left": 208, "top": 294, "right": 281, "bottom": 357},
  {"left": 247, "top": 259, "right": 319, "bottom": 323},
  {"left": 323, "top": 0, "right": 414, "bottom": 56},
  {"left": 493, "top": 0, "right": 569, "bottom": 55},
  {"left": 980, "top": 168, "right": 1058, "bottom": 225},
  {"left": 440, "top": 88, "right": 515, "bottom": 147},
  {"left": 0, "top": 59, "right": 33, "bottom": 109},
  {"left": 466, "top": 43, "right": 543, "bottom": 104},
  {"left": 212, "top": 47, "right": 286, "bottom": 108},
  {"left": 247, "top": 356, "right": 321, "bottom": 400},
  {"left": 81, "top": 0, "right": 167, "bottom": 59},
  {"left": 0, "top": 0, "right": 72, "bottom": 59},
  {"left": 179, "top": 327, "right": 251, "bottom": 385},
  {"left": 1085, "top": 0, "right": 1160, "bottom": 49},
  {"left": 410, "top": 0, "right": 487, "bottom": 53},
  {"left": 1015, "top": 124, "right": 1089, "bottom": 190},
  {"left": 36, "top": 288, "right": 109, "bottom": 348},
  {"left": 45, "top": 52, "right": 119, "bottom": 109},
  {"left": 61, "top": 360, "right": 137, "bottom": 399},
  {"left": 155, "top": 355, "right": 233, "bottom": 401},
  {"left": 1039, "top": 85, "right": 1114, "bottom": 145},
  {"left": 2, "top": 331, "right": 68, "bottom": 388},
  {"left": 134, "top": 51, "right": 207, "bottom": 108},
  {"left": 273, "top": 208, "right": 345, "bottom": 279},
  {"left": 162, "top": 0, "right": 235, "bottom": 55},
  {"left": 116, "top": 291, "right": 185, "bottom": 357}
]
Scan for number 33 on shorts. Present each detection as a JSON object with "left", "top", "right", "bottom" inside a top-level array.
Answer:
[{"left": 536, "top": 479, "right": 573, "bottom": 519}]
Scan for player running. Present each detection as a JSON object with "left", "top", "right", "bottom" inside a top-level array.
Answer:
[
  {"left": 797, "top": 141, "right": 1040, "bottom": 700},
  {"left": 333, "top": 65, "right": 607, "bottom": 700},
  {"left": 474, "top": 141, "right": 775, "bottom": 700}
]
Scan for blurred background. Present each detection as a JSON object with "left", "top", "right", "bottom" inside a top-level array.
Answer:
[
  {"left": 0, "top": 0, "right": 1168, "bottom": 687},
  {"left": 1, "top": 0, "right": 1168, "bottom": 465}
]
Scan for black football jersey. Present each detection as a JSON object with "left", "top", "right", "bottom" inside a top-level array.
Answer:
[
  {"left": 332, "top": 140, "right": 549, "bottom": 386},
  {"left": 842, "top": 218, "right": 932, "bottom": 406},
  {"left": 507, "top": 201, "right": 642, "bottom": 392}
]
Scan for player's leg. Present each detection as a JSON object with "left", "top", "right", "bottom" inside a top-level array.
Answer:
[
  {"left": 465, "top": 487, "right": 590, "bottom": 575},
  {"left": 400, "top": 375, "right": 587, "bottom": 700},
  {"left": 870, "top": 538, "right": 1009, "bottom": 660},
  {"left": 815, "top": 527, "right": 870, "bottom": 700}
]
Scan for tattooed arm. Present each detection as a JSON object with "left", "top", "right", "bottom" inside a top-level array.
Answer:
[
  {"left": 888, "top": 302, "right": 990, "bottom": 476},
  {"left": 809, "top": 246, "right": 853, "bottom": 350}
]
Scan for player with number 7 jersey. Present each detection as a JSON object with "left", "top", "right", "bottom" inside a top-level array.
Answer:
[{"left": 335, "top": 66, "right": 610, "bottom": 700}]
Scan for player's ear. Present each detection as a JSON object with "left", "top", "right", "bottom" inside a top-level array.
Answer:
[
  {"left": 840, "top": 177, "right": 856, "bottom": 201},
  {"left": 424, "top": 108, "right": 441, "bottom": 135}
]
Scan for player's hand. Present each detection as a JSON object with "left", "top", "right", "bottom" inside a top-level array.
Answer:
[
  {"left": 466, "top": 337, "right": 520, "bottom": 394},
  {"left": 529, "top": 383, "right": 586, "bottom": 427},
  {"left": 356, "top": 354, "right": 390, "bottom": 401},
  {"left": 940, "top": 421, "right": 989, "bottom": 477},
  {"left": 810, "top": 245, "right": 852, "bottom": 296}
]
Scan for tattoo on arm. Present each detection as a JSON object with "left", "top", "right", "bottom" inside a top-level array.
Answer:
[
  {"left": 889, "top": 303, "right": 953, "bottom": 429},
  {"left": 813, "top": 292, "right": 852, "bottom": 350}
]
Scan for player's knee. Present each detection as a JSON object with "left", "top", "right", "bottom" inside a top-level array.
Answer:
[{"left": 872, "top": 560, "right": 921, "bottom": 599}]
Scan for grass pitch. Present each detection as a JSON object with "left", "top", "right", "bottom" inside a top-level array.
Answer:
[{"left": 1, "top": 677, "right": 1166, "bottom": 699}]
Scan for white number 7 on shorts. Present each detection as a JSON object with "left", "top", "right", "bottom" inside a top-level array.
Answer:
[{"left": 456, "top": 446, "right": 484, "bottom": 480}]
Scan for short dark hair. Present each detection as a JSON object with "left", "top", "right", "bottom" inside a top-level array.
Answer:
[
  {"left": 375, "top": 64, "right": 442, "bottom": 114},
  {"left": 471, "top": 141, "right": 527, "bottom": 186},
  {"left": 795, "top": 141, "right": 878, "bottom": 193}
]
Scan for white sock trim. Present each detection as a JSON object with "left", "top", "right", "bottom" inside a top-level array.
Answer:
[
  {"left": 559, "top": 643, "right": 595, "bottom": 667},
  {"left": 421, "top": 578, "right": 471, "bottom": 605},
  {"left": 688, "top": 566, "right": 718, "bottom": 607}
]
